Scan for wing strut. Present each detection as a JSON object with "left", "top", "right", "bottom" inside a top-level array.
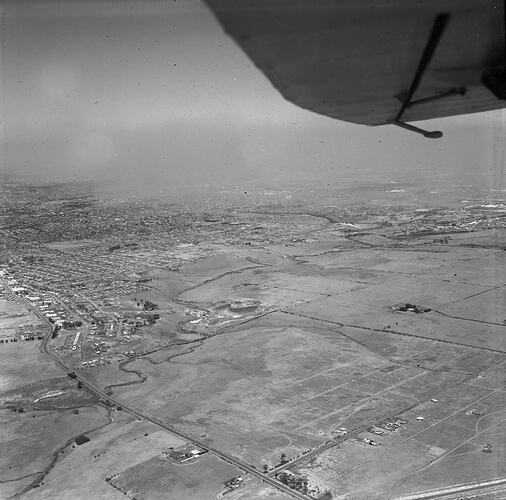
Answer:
[{"left": 391, "top": 13, "right": 463, "bottom": 139}]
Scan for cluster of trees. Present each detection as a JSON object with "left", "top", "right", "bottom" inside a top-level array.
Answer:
[
  {"left": 396, "top": 303, "right": 431, "bottom": 313},
  {"left": 135, "top": 299, "right": 158, "bottom": 311},
  {"left": 143, "top": 300, "right": 158, "bottom": 311},
  {"left": 276, "top": 472, "right": 309, "bottom": 494},
  {"left": 62, "top": 320, "right": 82, "bottom": 328},
  {"left": 263, "top": 453, "right": 289, "bottom": 473}
]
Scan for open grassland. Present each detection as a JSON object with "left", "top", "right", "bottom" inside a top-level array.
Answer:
[
  {"left": 22, "top": 415, "right": 189, "bottom": 500},
  {"left": 0, "top": 340, "right": 63, "bottom": 393},
  {"left": 0, "top": 405, "right": 108, "bottom": 498},
  {"left": 82, "top": 237, "right": 506, "bottom": 498},
  {"left": 290, "top": 382, "right": 506, "bottom": 499},
  {"left": 7, "top": 225, "right": 505, "bottom": 499},
  {"left": 0, "top": 301, "right": 110, "bottom": 498},
  {"left": 84, "top": 311, "right": 503, "bottom": 474},
  {"left": 0, "top": 299, "right": 43, "bottom": 342},
  {"left": 226, "top": 482, "right": 292, "bottom": 499},
  {"left": 111, "top": 452, "right": 240, "bottom": 499}
]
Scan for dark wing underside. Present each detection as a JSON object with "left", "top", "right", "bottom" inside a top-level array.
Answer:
[{"left": 205, "top": 0, "right": 505, "bottom": 126}]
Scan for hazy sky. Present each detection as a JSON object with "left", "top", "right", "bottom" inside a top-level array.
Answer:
[{"left": 1, "top": 0, "right": 504, "bottom": 189}]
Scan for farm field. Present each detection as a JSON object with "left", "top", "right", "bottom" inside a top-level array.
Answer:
[
  {"left": 82, "top": 236, "right": 506, "bottom": 498},
  {"left": 289, "top": 382, "right": 506, "bottom": 499},
  {"left": 0, "top": 300, "right": 108, "bottom": 498},
  {"left": 3, "top": 193, "right": 505, "bottom": 500},
  {"left": 21, "top": 416, "right": 191, "bottom": 500}
]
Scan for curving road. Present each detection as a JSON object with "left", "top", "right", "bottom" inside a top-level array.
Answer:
[
  {"left": 8, "top": 276, "right": 504, "bottom": 500},
  {"left": 1, "top": 277, "right": 310, "bottom": 499},
  {"left": 37, "top": 312, "right": 311, "bottom": 499}
]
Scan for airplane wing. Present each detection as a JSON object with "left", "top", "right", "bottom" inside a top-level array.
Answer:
[{"left": 205, "top": 0, "right": 506, "bottom": 135}]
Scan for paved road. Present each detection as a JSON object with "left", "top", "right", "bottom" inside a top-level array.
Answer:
[
  {"left": 0, "top": 278, "right": 309, "bottom": 500},
  {"left": 267, "top": 372, "right": 472, "bottom": 478},
  {"left": 41, "top": 332, "right": 310, "bottom": 499},
  {"left": 6, "top": 277, "right": 503, "bottom": 500}
]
